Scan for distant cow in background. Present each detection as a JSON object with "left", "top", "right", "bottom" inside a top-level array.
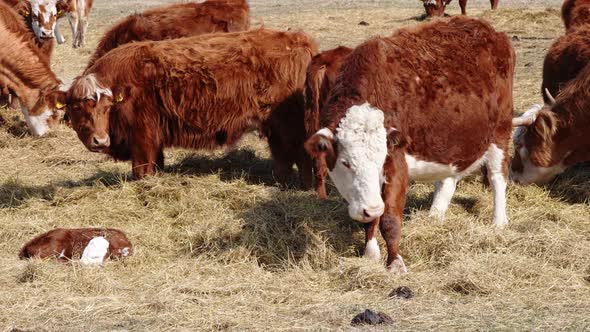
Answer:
[
  {"left": 85, "top": 0, "right": 250, "bottom": 70},
  {"left": 423, "top": 0, "right": 499, "bottom": 17},
  {"left": 306, "top": 17, "right": 514, "bottom": 274},
  {"left": 304, "top": 46, "right": 353, "bottom": 198},
  {"left": 64, "top": 0, "right": 92, "bottom": 48},
  {"left": 19, "top": 228, "right": 132, "bottom": 264},
  {"left": 541, "top": 25, "right": 590, "bottom": 104},
  {"left": 562, "top": 0, "right": 590, "bottom": 31},
  {"left": 47, "top": 29, "right": 317, "bottom": 186},
  {"left": 0, "top": 0, "right": 62, "bottom": 136}
]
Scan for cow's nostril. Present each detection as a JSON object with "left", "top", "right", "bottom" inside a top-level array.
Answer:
[
  {"left": 363, "top": 209, "right": 371, "bottom": 218},
  {"left": 92, "top": 137, "right": 99, "bottom": 145}
]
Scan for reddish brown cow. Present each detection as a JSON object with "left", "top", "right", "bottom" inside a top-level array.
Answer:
[
  {"left": 19, "top": 228, "right": 132, "bottom": 264},
  {"left": 304, "top": 46, "right": 353, "bottom": 199},
  {"left": 423, "top": 0, "right": 499, "bottom": 17},
  {"left": 0, "top": 1, "right": 61, "bottom": 136},
  {"left": 562, "top": 0, "right": 590, "bottom": 31},
  {"left": 541, "top": 25, "right": 590, "bottom": 104},
  {"left": 86, "top": 0, "right": 250, "bottom": 70},
  {"left": 511, "top": 64, "right": 590, "bottom": 185},
  {"left": 305, "top": 17, "right": 514, "bottom": 274},
  {"left": 47, "top": 29, "right": 317, "bottom": 186}
]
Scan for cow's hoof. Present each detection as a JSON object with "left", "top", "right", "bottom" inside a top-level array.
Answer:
[{"left": 387, "top": 255, "right": 407, "bottom": 275}]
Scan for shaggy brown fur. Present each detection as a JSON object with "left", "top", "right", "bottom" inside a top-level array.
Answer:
[
  {"left": 423, "top": 0, "right": 499, "bottom": 17},
  {"left": 85, "top": 0, "right": 250, "bottom": 70},
  {"left": 0, "top": 1, "right": 61, "bottom": 126},
  {"left": 541, "top": 25, "right": 590, "bottom": 104},
  {"left": 19, "top": 228, "right": 132, "bottom": 261},
  {"left": 304, "top": 46, "right": 353, "bottom": 199},
  {"left": 306, "top": 16, "right": 514, "bottom": 270},
  {"left": 513, "top": 64, "right": 590, "bottom": 173},
  {"left": 48, "top": 29, "right": 317, "bottom": 186},
  {"left": 562, "top": 0, "right": 590, "bottom": 31}
]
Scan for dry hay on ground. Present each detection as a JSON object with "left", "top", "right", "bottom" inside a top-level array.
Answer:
[{"left": 2, "top": 0, "right": 590, "bottom": 330}]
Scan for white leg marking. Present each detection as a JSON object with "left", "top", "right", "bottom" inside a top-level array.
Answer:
[
  {"left": 429, "top": 177, "right": 457, "bottom": 220},
  {"left": 486, "top": 144, "right": 508, "bottom": 228},
  {"left": 54, "top": 25, "right": 66, "bottom": 44},
  {"left": 387, "top": 255, "right": 407, "bottom": 275},
  {"left": 80, "top": 237, "right": 110, "bottom": 266},
  {"left": 363, "top": 237, "right": 381, "bottom": 261},
  {"left": 21, "top": 105, "right": 51, "bottom": 137}
]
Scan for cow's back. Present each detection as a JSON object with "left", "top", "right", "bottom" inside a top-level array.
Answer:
[
  {"left": 327, "top": 16, "right": 515, "bottom": 169},
  {"left": 542, "top": 25, "right": 590, "bottom": 103},
  {"left": 562, "top": 0, "right": 590, "bottom": 31}
]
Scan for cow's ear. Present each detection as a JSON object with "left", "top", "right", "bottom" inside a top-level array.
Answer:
[
  {"left": 305, "top": 128, "right": 336, "bottom": 168},
  {"left": 387, "top": 127, "right": 410, "bottom": 149},
  {"left": 112, "top": 85, "right": 132, "bottom": 104},
  {"left": 56, "top": 0, "right": 71, "bottom": 15},
  {"left": 45, "top": 90, "right": 67, "bottom": 110}
]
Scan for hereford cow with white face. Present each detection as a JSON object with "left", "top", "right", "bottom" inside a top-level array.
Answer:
[
  {"left": 306, "top": 16, "right": 515, "bottom": 274},
  {"left": 511, "top": 65, "right": 590, "bottom": 185}
]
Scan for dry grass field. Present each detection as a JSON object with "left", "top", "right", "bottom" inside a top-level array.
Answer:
[{"left": 2, "top": 0, "right": 590, "bottom": 330}]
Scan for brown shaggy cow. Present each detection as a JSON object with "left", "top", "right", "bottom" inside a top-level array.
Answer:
[
  {"left": 541, "top": 25, "right": 590, "bottom": 104},
  {"left": 304, "top": 46, "right": 353, "bottom": 199},
  {"left": 47, "top": 29, "right": 317, "bottom": 185},
  {"left": 511, "top": 64, "right": 590, "bottom": 185},
  {"left": 19, "top": 228, "right": 132, "bottom": 264},
  {"left": 0, "top": 0, "right": 61, "bottom": 136},
  {"left": 562, "top": 0, "right": 590, "bottom": 31},
  {"left": 305, "top": 17, "right": 515, "bottom": 274},
  {"left": 423, "top": 0, "right": 499, "bottom": 17},
  {"left": 85, "top": 0, "right": 250, "bottom": 71}
]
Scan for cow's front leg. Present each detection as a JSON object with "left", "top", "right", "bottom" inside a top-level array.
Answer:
[
  {"left": 380, "top": 155, "right": 409, "bottom": 274},
  {"left": 363, "top": 219, "right": 381, "bottom": 261},
  {"left": 429, "top": 177, "right": 456, "bottom": 220},
  {"left": 131, "top": 143, "right": 161, "bottom": 179},
  {"left": 54, "top": 24, "right": 66, "bottom": 44}
]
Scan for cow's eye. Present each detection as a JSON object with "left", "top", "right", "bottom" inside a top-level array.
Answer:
[{"left": 342, "top": 160, "right": 351, "bottom": 169}]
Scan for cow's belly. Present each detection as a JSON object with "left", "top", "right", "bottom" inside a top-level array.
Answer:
[{"left": 405, "top": 153, "right": 487, "bottom": 182}]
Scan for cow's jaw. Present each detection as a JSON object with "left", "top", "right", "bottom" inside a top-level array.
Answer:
[
  {"left": 21, "top": 105, "right": 51, "bottom": 137},
  {"left": 511, "top": 146, "right": 566, "bottom": 185},
  {"left": 328, "top": 103, "right": 388, "bottom": 223}
]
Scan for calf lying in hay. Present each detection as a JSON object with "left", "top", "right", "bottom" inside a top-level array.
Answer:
[{"left": 19, "top": 228, "right": 132, "bottom": 265}]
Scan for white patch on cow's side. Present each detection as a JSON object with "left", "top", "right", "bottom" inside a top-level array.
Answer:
[
  {"left": 511, "top": 146, "right": 567, "bottom": 185},
  {"left": 363, "top": 237, "right": 381, "bottom": 261},
  {"left": 76, "top": 74, "right": 113, "bottom": 101},
  {"left": 327, "top": 103, "right": 388, "bottom": 222},
  {"left": 486, "top": 144, "right": 508, "bottom": 228},
  {"left": 405, "top": 155, "right": 456, "bottom": 181},
  {"left": 21, "top": 105, "right": 51, "bottom": 137},
  {"left": 80, "top": 237, "right": 110, "bottom": 266},
  {"left": 429, "top": 177, "right": 457, "bottom": 220},
  {"left": 388, "top": 255, "right": 407, "bottom": 275}
]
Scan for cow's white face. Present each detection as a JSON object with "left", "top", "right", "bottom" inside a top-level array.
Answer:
[
  {"left": 310, "top": 103, "right": 388, "bottom": 222},
  {"left": 30, "top": 0, "right": 58, "bottom": 40}
]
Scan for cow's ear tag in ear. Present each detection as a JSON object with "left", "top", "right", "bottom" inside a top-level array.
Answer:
[
  {"left": 115, "top": 94, "right": 124, "bottom": 103},
  {"left": 55, "top": 102, "right": 65, "bottom": 109}
]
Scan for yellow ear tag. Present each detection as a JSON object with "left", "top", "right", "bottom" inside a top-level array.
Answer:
[
  {"left": 25, "top": 11, "right": 29, "bottom": 16},
  {"left": 55, "top": 102, "right": 65, "bottom": 109},
  {"left": 115, "top": 94, "right": 124, "bottom": 103}
]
